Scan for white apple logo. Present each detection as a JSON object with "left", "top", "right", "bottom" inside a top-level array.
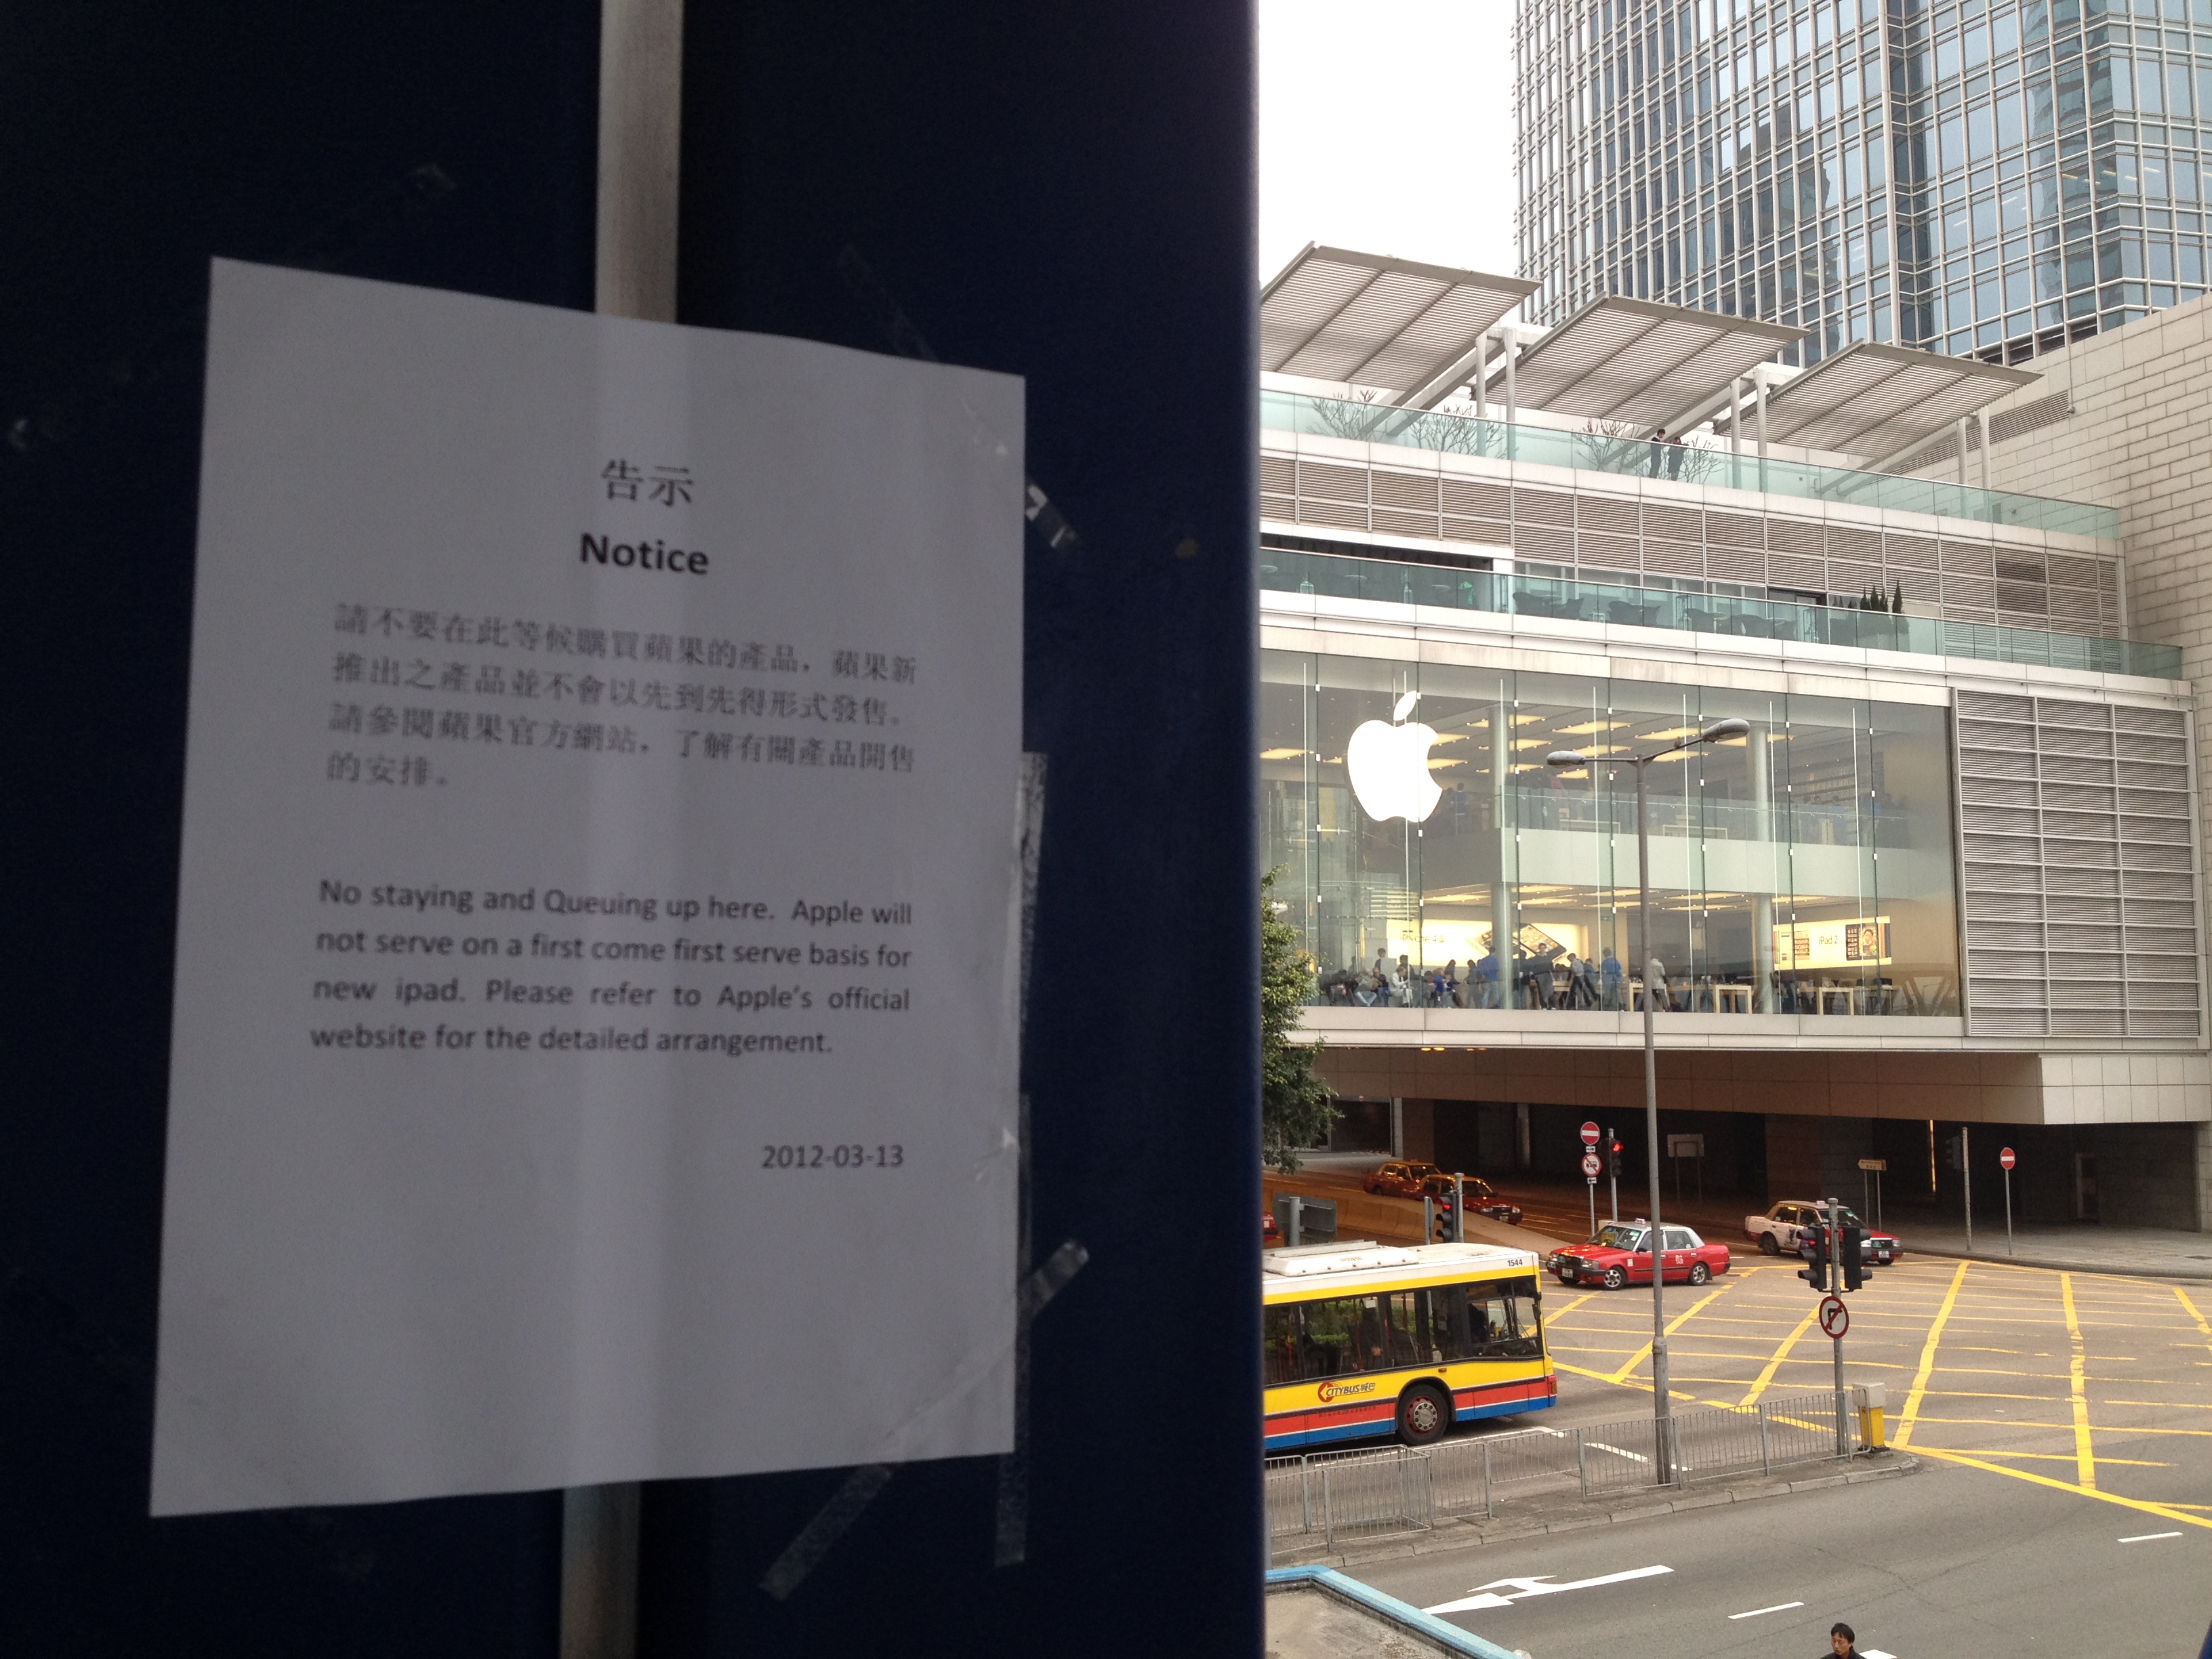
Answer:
[{"left": 1347, "top": 691, "right": 1442, "bottom": 823}]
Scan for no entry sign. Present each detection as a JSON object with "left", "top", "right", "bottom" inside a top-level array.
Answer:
[
  {"left": 1818, "top": 1295, "right": 1849, "bottom": 1340},
  {"left": 1999, "top": 1147, "right": 2017, "bottom": 1170},
  {"left": 1581, "top": 1151, "right": 1603, "bottom": 1178},
  {"left": 1580, "top": 1121, "right": 1601, "bottom": 1145}
]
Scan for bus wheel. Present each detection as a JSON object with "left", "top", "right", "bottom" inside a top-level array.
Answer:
[
  {"left": 1602, "top": 1265, "right": 1626, "bottom": 1290},
  {"left": 1688, "top": 1261, "right": 1711, "bottom": 1286},
  {"left": 1395, "top": 1384, "right": 1450, "bottom": 1446}
]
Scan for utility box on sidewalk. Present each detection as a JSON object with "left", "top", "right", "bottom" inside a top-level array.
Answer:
[{"left": 1852, "top": 1382, "right": 1888, "bottom": 1450}]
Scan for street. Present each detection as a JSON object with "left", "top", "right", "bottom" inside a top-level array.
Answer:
[
  {"left": 1340, "top": 1251, "right": 2212, "bottom": 1654},
  {"left": 1355, "top": 1459, "right": 2212, "bottom": 1658}
]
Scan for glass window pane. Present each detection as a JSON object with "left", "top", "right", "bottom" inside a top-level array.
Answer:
[
  {"left": 1264, "top": 1303, "right": 1300, "bottom": 1385},
  {"left": 1500, "top": 1276, "right": 1545, "bottom": 1358},
  {"left": 1313, "top": 655, "right": 1420, "bottom": 1002},
  {"left": 1411, "top": 663, "right": 1515, "bottom": 1003},
  {"left": 1868, "top": 699, "right": 1962, "bottom": 1013}
]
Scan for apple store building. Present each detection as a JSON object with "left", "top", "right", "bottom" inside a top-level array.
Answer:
[{"left": 1257, "top": 246, "right": 2212, "bottom": 1232}]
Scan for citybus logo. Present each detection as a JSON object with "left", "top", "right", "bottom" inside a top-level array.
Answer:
[{"left": 1317, "top": 1380, "right": 1377, "bottom": 1403}]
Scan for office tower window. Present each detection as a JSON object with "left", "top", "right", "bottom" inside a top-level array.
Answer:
[{"left": 1515, "top": 0, "right": 2212, "bottom": 364}]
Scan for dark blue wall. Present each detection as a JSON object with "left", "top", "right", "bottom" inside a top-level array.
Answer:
[{"left": 3, "top": 0, "right": 1256, "bottom": 1654}]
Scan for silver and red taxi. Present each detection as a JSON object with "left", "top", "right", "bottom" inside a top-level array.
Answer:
[
  {"left": 1544, "top": 1220, "right": 1731, "bottom": 1290},
  {"left": 1744, "top": 1200, "right": 1901, "bottom": 1265}
]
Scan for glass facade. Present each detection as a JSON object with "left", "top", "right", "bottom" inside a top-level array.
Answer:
[
  {"left": 1517, "top": 0, "right": 2212, "bottom": 366},
  {"left": 1263, "top": 649, "right": 1963, "bottom": 1016}
]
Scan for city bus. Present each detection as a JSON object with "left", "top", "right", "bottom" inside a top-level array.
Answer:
[{"left": 1263, "top": 1240, "right": 1555, "bottom": 1452}]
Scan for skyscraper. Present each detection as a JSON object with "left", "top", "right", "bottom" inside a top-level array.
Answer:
[{"left": 1517, "top": 0, "right": 2212, "bottom": 369}]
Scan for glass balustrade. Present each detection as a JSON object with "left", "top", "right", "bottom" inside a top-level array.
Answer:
[
  {"left": 1262, "top": 388, "right": 2120, "bottom": 539},
  {"left": 1259, "top": 547, "right": 2182, "bottom": 680}
]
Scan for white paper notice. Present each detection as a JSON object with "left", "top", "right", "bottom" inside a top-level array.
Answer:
[{"left": 150, "top": 261, "right": 1024, "bottom": 1515}]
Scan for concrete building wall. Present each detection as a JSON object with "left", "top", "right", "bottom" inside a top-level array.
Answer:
[
  {"left": 1312, "top": 1044, "right": 2212, "bottom": 1127},
  {"left": 1765, "top": 1115, "right": 1824, "bottom": 1200},
  {"left": 2199, "top": 1123, "right": 2212, "bottom": 1237},
  {"left": 1313, "top": 1044, "right": 2212, "bottom": 1228},
  {"left": 1954, "top": 296, "right": 2212, "bottom": 1055},
  {"left": 2086, "top": 1123, "right": 2204, "bottom": 1231}
]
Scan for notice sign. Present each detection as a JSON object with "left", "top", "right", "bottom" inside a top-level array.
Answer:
[
  {"left": 151, "top": 262, "right": 1025, "bottom": 1515},
  {"left": 1771, "top": 916, "right": 1891, "bottom": 972}
]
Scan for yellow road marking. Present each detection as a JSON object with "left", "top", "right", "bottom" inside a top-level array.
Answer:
[
  {"left": 2100, "top": 1399, "right": 2212, "bottom": 1409},
  {"left": 1927, "top": 1450, "right": 2170, "bottom": 1467},
  {"left": 1923, "top": 1389, "right": 2077, "bottom": 1402},
  {"left": 2177, "top": 1287, "right": 2212, "bottom": 1354},
  {"left": 1906, "top": 1416, "right": 2212, "bottom": 1437},
  {"left": 1737, "top": 1299, "right": 1824, "bottom": 1408},
  {"left": 1606, "top": 1284, "right": 1733, "bottom": 1385},
  {"left": 1893, "top": 1259, "right": 1970, "bottom": 1451},
  {"left": 2060, "top": 1273, "right": 2097, "bottom": 1490},
  {"left": 1553, "top": 1360, "right": 1637, "bottom": 1387},
  {"left": 1908, "top": 1446, "right": 2212, "bottom": 1532}
]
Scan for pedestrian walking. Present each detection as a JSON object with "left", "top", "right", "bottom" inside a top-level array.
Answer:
[{"left": 1823, "top": 1621, "right": 1860, "bottom": 1657}]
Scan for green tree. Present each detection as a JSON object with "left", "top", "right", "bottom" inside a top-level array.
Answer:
[{"left": 1261, "top": 867, "right": 1338, "bottom": 1171}]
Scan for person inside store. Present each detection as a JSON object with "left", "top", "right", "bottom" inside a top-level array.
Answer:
[{"left": 1471, "top": 947, "right": 1500, "bottom": 1008}]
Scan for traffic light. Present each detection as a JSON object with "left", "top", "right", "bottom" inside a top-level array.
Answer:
[
  {"left": 1797, "top": 1225, "right": 1830, "bottom": 1291},
  {"left": 1841, "top": 1225, "right": 1867, "bottom": 1292},
  {"left": 1433, "top": 1203, "right": 1453, "bottom": 1244},
  {"left": 1607, "top": 1128, "right": 1623, "bottom": 1178},
  {"left": 1944, "top": 1133, "right": 1964, "bottom": 1171}
]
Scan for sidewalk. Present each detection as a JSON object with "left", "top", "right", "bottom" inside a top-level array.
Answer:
[{"left": 1888, "top": 1216, "right": 2212, "bottom": 1280}]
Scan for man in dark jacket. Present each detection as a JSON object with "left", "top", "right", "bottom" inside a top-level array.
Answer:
[{"left": 1825, "top": 1622, "right": 1859, "bottom": 1657}]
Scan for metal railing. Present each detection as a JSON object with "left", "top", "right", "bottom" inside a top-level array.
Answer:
[
  {"left": 1263, "top": 1441, "right": 1435, "bottom": 1548},
  {"left": 1266, "top": 1391, "right": 1855, "bottom": 1551}
]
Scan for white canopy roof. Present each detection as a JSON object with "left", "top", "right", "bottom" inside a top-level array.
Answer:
[
  {"left": 1261, "top": 244, "right": 1536, "bottom": 405},
  {"left": 1715, "top": 341, "right": 2039, "bottom": 460},
  {"left": 1501, "top": 295, "right": 1803, "bottom": 430}
]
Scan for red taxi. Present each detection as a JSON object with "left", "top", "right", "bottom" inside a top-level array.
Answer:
[{"left": 1544, "top": 1220, "right": 1730, "bottom": 1290}]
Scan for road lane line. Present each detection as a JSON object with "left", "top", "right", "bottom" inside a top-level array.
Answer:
[
  {"left": 1933, "top": 1449, "right": 2171, "bottom": 1467},
  {"left": 2118, "top": 1531, "right": 2183, "bottom": 1542},
  {"left": 2176, "top": 1286, "right": 2212, "bottom": 1354},
  {"left": 1728, "top": 1601, "right": 1805, "bottom": 1620},
  {"left": 1606, "top": 1283, "right": 1732, "bottom": 1385},
  {"left": 1906, "top": 1446, "right": 2212, "bottom": 1532},
  {"left": 1892, "top": 1258, "right": 1969, "bottom": 1451},
  {"left": 2060, "top": 1273, "right": 2097, "bottom": 1490},
  {"left": 1736, "top": 1303, "right": 1824, "bottom": 1409},
  {"left": 1924, "top": 1389, "right": 2073, "bottom": 1401}
]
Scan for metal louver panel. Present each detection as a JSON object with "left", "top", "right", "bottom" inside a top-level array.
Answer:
[{"left": 1952, "top": 690, "right": 2204, "bottom": 1038}]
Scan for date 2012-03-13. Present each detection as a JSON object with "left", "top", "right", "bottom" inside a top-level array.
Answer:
[{"left": 764, "top": 1143, "right": 904, "bottom": 1169}]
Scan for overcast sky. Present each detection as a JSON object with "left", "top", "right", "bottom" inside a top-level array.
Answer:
[{"left": 1258, "top": 0, "right": 1520, "bottom": 284}]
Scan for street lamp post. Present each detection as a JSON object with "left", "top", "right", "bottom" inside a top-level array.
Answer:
[{"left": 1549, "top": 715, "right": 1749, "bottom": 1484}]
